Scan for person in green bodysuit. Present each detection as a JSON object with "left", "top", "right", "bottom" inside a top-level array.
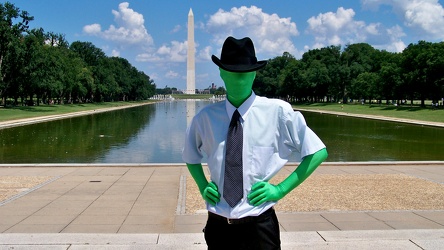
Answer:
[{"left": 183, "top": 36, "right": 328, "bottom": 250}]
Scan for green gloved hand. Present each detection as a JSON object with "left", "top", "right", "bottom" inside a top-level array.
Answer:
[
  {"left": 247, "top": 148, "right": 328, "bottom": 206},
  {"left": 247, "top": 181, "right": 283, "bottom": 206},
  {"left": 202, "top": 181, "right": 221, "bottom": 206},
  {"left": 187, "top": 163, "right": 221, "bottom": 205}
]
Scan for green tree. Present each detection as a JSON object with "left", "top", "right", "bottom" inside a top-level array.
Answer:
[
  {"left": 76, "top": 67, "right": 95, "bottom": 102},
  {"left": 426, "top": 42, "right": 444, "bottom": 103},
  {"left": 301, "top": 45, "right": 341, "bottom": 102},
  {"left": 0, "top": 1, "right": 33, "bottom": 105},
  {"left": 377, "top": 51, "right": 403, "bottom": 104},
  {"left": 255, "top": 52, "right": 296, "bottom": 97},
  {"left": 70, "top": 41, "right": 106, "bottom": 67},
  {"left": 109, "top": 57, "right": 131, "bottom": 101},
  {"left": 214, "top": 86, "right": 226, "bottom": 95},
  {"left": 130, "top": 70, "right": 154, "bottom": 100},
  {"left": 62, "top": 49, "right": 89, "bottom": 103},
  {"left": 95, "top": 57, "right": 119, "bottom": 101},
  {"left": 350, "top": 72, "right": 380, "bottom": 103},
  {"left": 22, "top": 28, "right": 47, "bottom": 104},
  {"left": 402, "top": 41, "right": 434, "bottom": 106},
  {"left": 303, "top": 60, "right": 329, "bottom": 102},
  {"left": 46, "top": 32, "right": 69, "bottom": 48},
  {"left": 340, "top": 43, "right": 379, "bottom": 103},
  {"left": 280, "top": 59, "right": 306, "bottom": 102}
]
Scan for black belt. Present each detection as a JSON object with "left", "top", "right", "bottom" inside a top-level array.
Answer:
[{"left": 208, "top": 207, "right": 274, "bottom": 225}]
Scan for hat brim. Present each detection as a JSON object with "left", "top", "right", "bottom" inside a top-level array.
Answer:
[{"left": 211, "top": 55, "right": 267, "bottom": 73}]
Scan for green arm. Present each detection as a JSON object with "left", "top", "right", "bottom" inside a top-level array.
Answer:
[
  {"left": 186, "top": 163, "right": 221, "bottom": 205},
  {"left": 248, "top": 148, "right": 328, "bottom": 206},
  {"left": 276, "top": 147, "right": 328, "bottom": 195}
]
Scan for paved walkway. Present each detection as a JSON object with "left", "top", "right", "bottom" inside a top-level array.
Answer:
[
  {"left": 0, "top": 163, "right": 443, "bottom": 249},
  {"left": 1, "top": 107, "right": 443, "bottom": 248}
]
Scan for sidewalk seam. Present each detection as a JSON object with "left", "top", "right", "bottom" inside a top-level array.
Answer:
[
  {"left": 414, "top": 211, "right": 444, "bottom": 227},
  {"left": 0, "top": 175, "right": 61, "bottom": 207},
  {"left": 176, "top": 175, "right": 187, "bottom": 215}
]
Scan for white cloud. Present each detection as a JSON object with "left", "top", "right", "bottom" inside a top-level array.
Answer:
[
  {"left": 307, "top": 7, "right": 363, "bottom": 46},
  {"left": 137, "top": 40, "right": 188, "bottom": 63},
  {"left": 385, "top": 25, "right": 407, "bottom": 51},
  {"left": 206, "top": 6, "right": 299, "bottom": 57},
  {"left": 157, "top": 41, "right": 187, "bottom": 61},
  {"left": 165, "top": 70, "right": 179, "bottom": 79},
  {"left": 136, "top": 53, "right": 160, "bottom": 62},
  {"left": 171, "top": 25, "right": 181, "bottom": 33},
  {"left": 111, "top": 49, "right": 120, "bottom": 57},
  {"left": 149, "top": 72, "right": 159, "bottom": 81},
  {"left": 197, "top": 46, "right": 212, "bottom": 61},
  {"left": 83, "top": 23, "right": 101, "bottom": 34},
  {"left": 362, "top": 0, "right": 444, "bottom": 40},
  {"left": 83, "top": 2, "right": 153, "bottom": 46},
  {"left": 306, "top": 7, "right": 406, "bottom": 52},
  {"left": 365, "top": 23, "right": 380, "bottom": 35}
]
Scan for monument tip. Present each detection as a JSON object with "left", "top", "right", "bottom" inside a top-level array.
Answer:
[{"left": 189, "top": 8, "right": 193, "bottom": 16}]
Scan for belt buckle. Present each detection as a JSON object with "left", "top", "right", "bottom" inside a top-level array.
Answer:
[{"left": 227, "top": 218, "right": 233, "bottom": 224}]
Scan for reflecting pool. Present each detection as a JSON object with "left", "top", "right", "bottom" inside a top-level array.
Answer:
[{"left": 1, "top": 100, "right": 443, "bottom": 163}]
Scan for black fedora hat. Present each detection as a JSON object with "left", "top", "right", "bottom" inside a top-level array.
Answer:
[{"left": 212, "top": 37, "right": 267, "bottom": 72}]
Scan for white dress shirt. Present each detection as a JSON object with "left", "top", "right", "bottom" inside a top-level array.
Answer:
[{"left": 182, "top": 92, "right": 325, "bottom": 219}]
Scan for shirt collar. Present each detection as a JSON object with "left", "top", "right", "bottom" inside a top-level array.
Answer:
[{"left": 225, "top": 91, "right": 256, "bottom": 120}]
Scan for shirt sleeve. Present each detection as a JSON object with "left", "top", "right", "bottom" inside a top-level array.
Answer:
[
  {"left": 182, "top": 116, "right": 204, "bottom": 164},
  {"left": 283, "top": 108, "right": 326, "bottom": 160}
]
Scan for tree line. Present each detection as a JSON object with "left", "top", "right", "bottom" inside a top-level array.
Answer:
[
  {"left": 2, "top": 2, "right": 443, "bottom": 108},
  {"left": 254, "top": 41, "right": 444, "bottom": 106},
  {"left": 1, "top": 2, "right": 155, "bottom": 106}
]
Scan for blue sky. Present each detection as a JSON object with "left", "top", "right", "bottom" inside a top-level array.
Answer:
[{"left": 10, "top": 0, "right": 444, "bottom": 91}]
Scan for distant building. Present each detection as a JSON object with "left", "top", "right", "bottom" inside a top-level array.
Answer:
[{"left": 186, "top": 8, "right": 195, "bottom": 94}]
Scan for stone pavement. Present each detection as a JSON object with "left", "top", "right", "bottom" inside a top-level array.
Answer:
[
  {"left": 0, "top": 230, "right": 443, "bottom": 249},
  {"left": 0, "top": 162, "right": 443, "bottom": 249}
]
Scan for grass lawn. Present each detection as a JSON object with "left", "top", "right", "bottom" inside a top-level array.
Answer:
[
  {"left": 2, "top": 98, "right": 443, "bottom": 124},
  {"left": 0, "top": 101, "right": 155, "bottom": 122},
  {"left": 292, "top": 102, "right": 444, "bottom": 123}
]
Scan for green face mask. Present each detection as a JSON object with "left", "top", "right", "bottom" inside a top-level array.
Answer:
[{"left": 220, "top": 69, "right": 256, "bottom": 107}]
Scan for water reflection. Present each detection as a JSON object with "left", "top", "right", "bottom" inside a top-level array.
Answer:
[
  {"left": 95, "top": 101, "right": 194, "bottom": 163},
  {"left": 187, "top": 100, "right": 196, "bottom": 127},
  {"left": 1, "top": 100, "right": 443, "bottom": 163},
  {"left": 0, "top": 106, "right": 155, "bottom": 163},
  {"left": 301, "top": 112, "right": 444, "bottom": 162}
]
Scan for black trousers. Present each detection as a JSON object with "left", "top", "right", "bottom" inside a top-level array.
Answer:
[{"left": 203, "top": 208, "right": 281, "bottom": 250}]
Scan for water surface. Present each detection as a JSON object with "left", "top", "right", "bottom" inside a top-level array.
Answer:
[{"left": 1, "top": 100, "right": 443, "bottom": 163}]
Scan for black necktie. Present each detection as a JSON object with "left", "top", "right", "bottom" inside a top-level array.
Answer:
[{"left": 223, "top": 109, "right": 243, "bottom": 207}]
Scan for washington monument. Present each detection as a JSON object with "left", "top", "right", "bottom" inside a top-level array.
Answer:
[{"left": 186, "top": 8, "right": 195, "bottom": 94}]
